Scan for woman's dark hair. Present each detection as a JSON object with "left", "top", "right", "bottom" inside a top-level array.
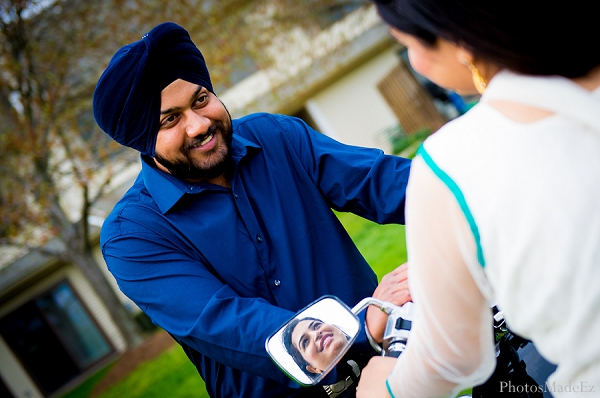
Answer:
[
  {"left": 283, "top": 317, "right": 320, "bottom": 377},
  {"left": 372, "top": 0, "right": 600, "bottom": 78}
]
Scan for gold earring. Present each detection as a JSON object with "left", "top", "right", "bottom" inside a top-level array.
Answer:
[
  {"left": 465, "top": 61, "right": 487, "bottom": 94},
  {"left": 461, "top": 58, "right": 487, "bottom": 94}
]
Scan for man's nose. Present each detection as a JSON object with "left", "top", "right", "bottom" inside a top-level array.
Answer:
[{"left": 184, "top": 111, "right": 210, "bottom": 138}]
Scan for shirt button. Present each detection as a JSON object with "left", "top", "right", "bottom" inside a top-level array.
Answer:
[
  {"left": 274, "top": 279, "right": 281, "bottom": 287},
  {"left": 233, "top": 192, "right": 238, "bottom": 198},
  {"left": 256, "top": 235, "right": 263, "bottom": 242}
]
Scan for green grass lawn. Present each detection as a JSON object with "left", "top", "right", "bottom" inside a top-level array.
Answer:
[
  {"left": 336, "top": 211, "right": 407, "bottom": 278},
  {"left": 97, "top": 346, "right": 208, "bottom": 398},
  {"left": 60, "top": 212, "right": 406, "bottom": 398},
  {"left": 59, "top": 344, "right": 210, "bottom": 398}
]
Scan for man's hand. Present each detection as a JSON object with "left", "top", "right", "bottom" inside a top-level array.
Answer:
[
  {"left": 366, "top": 263, "right": 412, "bottom": 342},
  {"left": 356, "top": 356, "right": 397, "bottom": 398}
]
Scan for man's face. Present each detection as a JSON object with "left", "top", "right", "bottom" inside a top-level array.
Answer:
[{"left": 154, "top": 79, "right": 233, "bottom": 182}]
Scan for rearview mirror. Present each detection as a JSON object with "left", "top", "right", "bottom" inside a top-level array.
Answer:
[{"left": 265, "top": 296, "right": 360, "bottom": 386}]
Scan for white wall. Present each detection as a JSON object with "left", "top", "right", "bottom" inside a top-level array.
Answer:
[
  {"left": 0, "top": 338, "right": 43, "bottom": 398},
  {"left": 67, "top": 262, "right": 128, "bottom": 353},
  {"left": 305, "top": 46, "right": 401, "bottom": 153}
]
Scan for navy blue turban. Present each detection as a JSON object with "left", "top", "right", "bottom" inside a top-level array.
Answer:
[{"left": 92, "top": 22, "right": 213, "bottom": 157}]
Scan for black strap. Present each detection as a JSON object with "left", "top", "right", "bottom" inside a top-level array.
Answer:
[
  {"left": 295, "top": 359, "right": 362, "bottom": 398},
  {"left": 395, "top": 317, "right": 412, "bottom": 330}
]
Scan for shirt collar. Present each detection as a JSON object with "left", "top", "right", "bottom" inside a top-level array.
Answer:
[{"left": 141, "top": 134, "right": 261, "bottom": 214}]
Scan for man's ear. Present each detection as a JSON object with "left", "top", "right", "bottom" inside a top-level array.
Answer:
[{"left": 306, "top": 365, "right": 322, "bottom": 374}]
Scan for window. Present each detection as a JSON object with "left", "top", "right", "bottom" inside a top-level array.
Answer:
[{"left": 0, "top": 280, "right": 113, "bottom": 395}]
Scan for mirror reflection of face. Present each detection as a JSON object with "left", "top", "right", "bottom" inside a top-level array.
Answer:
[
  {"left": 266, "top": 297, "right": 360, "bottom": 386},
  {"left": 291, "top": 319, "right": 348, "bottom": 374}
]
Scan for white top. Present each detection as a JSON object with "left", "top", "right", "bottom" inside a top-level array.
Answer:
[{"left": 387, "top": 71, "right": 600, "bottom": 397}]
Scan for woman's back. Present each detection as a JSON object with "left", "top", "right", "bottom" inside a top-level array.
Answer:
[{"left": 421, "top": 71, "right": 600, "bottom": 389}]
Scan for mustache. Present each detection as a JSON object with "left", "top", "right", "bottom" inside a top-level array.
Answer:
[{"left": 184, "top": 121, "right": 224, "bottom": 152}]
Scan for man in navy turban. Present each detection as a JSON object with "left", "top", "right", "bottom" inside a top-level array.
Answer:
[
  {"left": 93, "top": 21, "right": 215, "bottom": 158},
  {"left": 93, "top": 21, "right": 413, "bottom": 398}
]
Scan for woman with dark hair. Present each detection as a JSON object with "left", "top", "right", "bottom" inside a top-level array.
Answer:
[
  {"left": 283, "top": 317, "right": 351, "bottom": 377},
  {"left": 357, "top": 1, "right": 600, "bottom": 397}
]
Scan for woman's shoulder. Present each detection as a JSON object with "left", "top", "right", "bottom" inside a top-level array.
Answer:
[{"left": 423, "top": 104, "right": 497, "bottom": 155}]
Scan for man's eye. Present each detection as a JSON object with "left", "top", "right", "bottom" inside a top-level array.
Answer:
[
  {"left": 161, "top": 114, "right": 177, "bottom": 127},
  {"left": 194, "top": 94, "right": 208, "bottom": 106}
]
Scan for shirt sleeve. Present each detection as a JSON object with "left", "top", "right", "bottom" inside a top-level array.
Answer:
[
  {"left": 101, "top": 224, "right": 298, "bottom": 387},
  {"left": 276, "top": 115, "right": 411, "bottom": 225},
  {"left": 386, "top": 155, "right": 496, "bottom": 397}
]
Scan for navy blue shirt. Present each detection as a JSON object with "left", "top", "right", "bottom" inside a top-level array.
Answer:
[{"left": 101, "top": 113, "right": 411, "bottom": 397}]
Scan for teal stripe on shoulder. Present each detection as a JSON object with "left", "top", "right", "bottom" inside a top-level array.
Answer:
[
  {"left": 416, "top": 145, "right": 486, "bottom": 267},
  {"left": 385, "top": 379, "right": 397, "bottom": 398}
]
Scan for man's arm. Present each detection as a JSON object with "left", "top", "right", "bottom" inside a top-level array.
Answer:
[
  {"left": 102, "top": 228, "right": 297, "bottom": 386},
  {"left": 275, "top": 114, "right": 411, "bottom": 225}
]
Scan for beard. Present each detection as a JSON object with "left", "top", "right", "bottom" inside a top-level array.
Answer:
[{"left": 154, "top": 117, "right": 234, "bottom": 182}]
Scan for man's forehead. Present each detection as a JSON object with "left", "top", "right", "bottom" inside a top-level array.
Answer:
[{"left": 160, "top": 80, "right": 205, "bottom": 111}]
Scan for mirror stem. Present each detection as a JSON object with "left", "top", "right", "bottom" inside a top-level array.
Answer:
[{"left": 351, "top": 298, "right": 395, "bottom": 315}]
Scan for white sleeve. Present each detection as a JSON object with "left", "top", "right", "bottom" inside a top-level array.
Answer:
[{"left": 386, "top": 156, "right": 496, "bottom": 397}]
